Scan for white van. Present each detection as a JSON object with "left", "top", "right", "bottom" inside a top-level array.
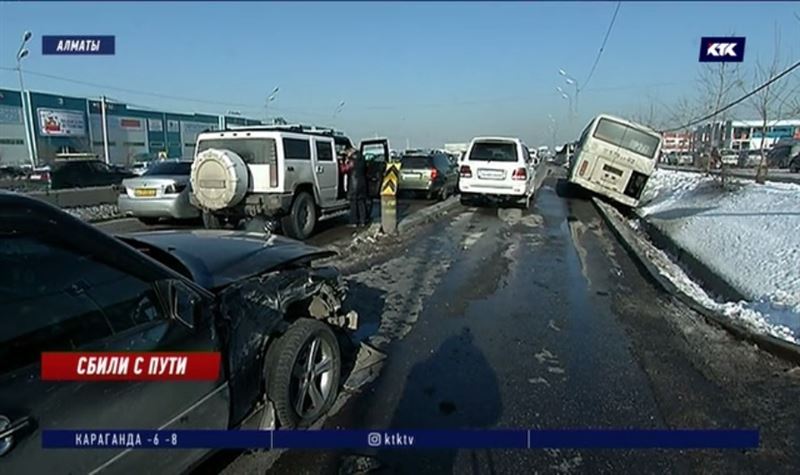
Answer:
[
  {"left": 568, "top": 114, "right": 662, "bottom": 207},
  {"left": 458, "top": 137, "right": 536, "bottom": 207}
]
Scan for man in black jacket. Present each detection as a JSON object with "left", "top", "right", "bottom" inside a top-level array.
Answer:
[{"left": 344, "top": 148, "right": 369, "bottom": 227}]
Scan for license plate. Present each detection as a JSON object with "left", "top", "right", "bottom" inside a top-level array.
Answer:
[
  {"left": 402, "top": 172, "right": 421, "bottom": 179},
  {"left": 134, "top": 188, "right": 157, "bottom": 198},
  {"left": 478, "top": 169, "right": 505, "bottom": 180}
]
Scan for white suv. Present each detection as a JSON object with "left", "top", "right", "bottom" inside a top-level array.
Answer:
[
  {"left": 458, "top": 137, "right": 536, "bottom": 207},
  {"left": 190, "top": 125, "right": 388, "bottom": 240}
]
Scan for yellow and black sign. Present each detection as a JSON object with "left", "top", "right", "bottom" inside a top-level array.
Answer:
[{"left": 381, "top": 162, "right": 401, "bottom": 196}]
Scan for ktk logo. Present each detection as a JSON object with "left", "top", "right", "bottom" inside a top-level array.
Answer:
[
  {"left": 699, "top": 37, "right": 746, "bottom": 63},
  {"left": 707, "top": 43, "right": 738, "bottom": 57}
]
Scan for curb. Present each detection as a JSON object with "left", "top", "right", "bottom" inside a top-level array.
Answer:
[
  {"left": 396, "top": 196, "right": 461, "bottom": 234},
  {"left": 592, "top": 197, "right": 800, "bottom": 365}
]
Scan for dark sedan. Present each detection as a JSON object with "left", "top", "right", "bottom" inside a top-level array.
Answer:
[
  {"left": 48, "top": 159, "right": 134, "bottom": 190},
  {"left": 0, "top": 192, "right": 358, "bottom": 474}
]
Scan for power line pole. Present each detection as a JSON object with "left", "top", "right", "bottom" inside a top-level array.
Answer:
[{"left": 100, "top": 95, "right": 110, "bottom": 164}]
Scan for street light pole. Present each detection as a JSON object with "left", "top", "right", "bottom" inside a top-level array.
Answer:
[
  {"left": 265, "top": 86, "right": 279, "bottom": 123},
  {"left": 16, "top": 31, "right": 35, "bottom": 168},
  {"left": 558, "top": 69, "right": 579, "bottom": 116},
  {"left": 556, "top": 87, "right": 572, "bottom": 123}
]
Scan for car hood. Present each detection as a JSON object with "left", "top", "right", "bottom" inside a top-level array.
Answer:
[{"left": 118, "top": 230, "right": 336, "bottom": 289}]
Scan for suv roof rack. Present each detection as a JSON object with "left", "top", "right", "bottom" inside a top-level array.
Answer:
[{"left": 224, "top": 123, "right": 346, "bottom": 137}]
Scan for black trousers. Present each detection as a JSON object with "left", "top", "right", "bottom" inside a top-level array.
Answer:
[{"left": 350, "top": 196, "right": 368, "bottom": 225}]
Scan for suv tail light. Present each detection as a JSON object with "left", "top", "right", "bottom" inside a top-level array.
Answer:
[
  {"left": 512, "top": 168, "right": 527, "bottom": 180},
  {"left": 430, "top": 168, "right": 438, "bottom": 180},
  {"left": 269, "top": 165, "right": 278, "bottom": 188},
  {"left": 459, "top": 165, "right": 472, "bottom": 178}
]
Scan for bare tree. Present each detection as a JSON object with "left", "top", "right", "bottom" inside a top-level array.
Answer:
[
  {"left": 697, "top": 61, "right": 742, "bottom": 182},
  {"left": 631, "top": 95, "right": 660, "bottom": 130},
  {"left": 744, "top": 28, "right": 795, "bottom": 184}
]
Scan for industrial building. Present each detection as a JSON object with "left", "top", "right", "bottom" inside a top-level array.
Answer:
[{"left": 0, "top": 87, "right": 263, "bottom": 168}]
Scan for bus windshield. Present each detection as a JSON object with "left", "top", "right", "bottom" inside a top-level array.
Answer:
[{"left": 593, "top": 118, "right": 661, "bottom": 159}]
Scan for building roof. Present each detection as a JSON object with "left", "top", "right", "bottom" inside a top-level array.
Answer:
[{"left": 729, "top": 119, "right": 800, "bottom": 127}]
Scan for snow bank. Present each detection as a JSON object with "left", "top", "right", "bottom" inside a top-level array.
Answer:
[{"left": 636, "top": 169, "right": 800, "bottom": 341}]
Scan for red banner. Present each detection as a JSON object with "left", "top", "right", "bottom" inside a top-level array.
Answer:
[{"left": 41, "top": 352, "right": 221, "bottom": 381}]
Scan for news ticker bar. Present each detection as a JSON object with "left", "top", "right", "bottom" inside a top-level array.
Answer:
[{"left": 43, "top": 429, "right": 759, "bottom": 450}]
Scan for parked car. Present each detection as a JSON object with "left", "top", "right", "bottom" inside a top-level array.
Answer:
[
  {"left": 191, "top": 125, "right": 386, "bottom": 240},
  {"left": 47, "top": 159, "right": 134, "bottom": 190},
  {"left": 789, "top": 152, "right": 800, "bottom": 173},
  {"left": 118, "top": 160, "right": 200, "bottom": 224},
  {"left": 458, "top": 136, "right": 536, "bottom": 207},
  {"left": 129, "top": 152, "right": 161, "bottom": 176},
  {"left": 399, "top": 151, "right": 459, "bottom": 200},
  {"left": 737, "top": 149, "right": 763, "bottom": 168},
  {"left": 766, "top": 139, "right": 800, "bottom": 169},
  {"left": 720, "top": 149, "right": 739, "bottom": 166},
  {"left": 0, "top": 191, "right": 358, "bottom": 473}
]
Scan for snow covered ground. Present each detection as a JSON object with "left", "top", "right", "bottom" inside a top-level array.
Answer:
[{"left": 635, "top": 169, "right": 800, "bottom": 344}]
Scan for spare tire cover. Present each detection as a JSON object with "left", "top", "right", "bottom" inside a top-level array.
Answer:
[{"left": 191, "top": 148, "right": 249, "bottom": 210}]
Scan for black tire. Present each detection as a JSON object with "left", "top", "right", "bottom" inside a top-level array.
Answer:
[
  {"left": 460, "top": 194, "right": 473, "bottom": 206},
  {"left": 202, "top": 211, "right": 222, "bottom": 229},
  {"left": 281, "top": 191, "right": 317, "bottom": 240},
  {"left": 267, "top": 319, "right": 341, "bottom": 428},
  {"left": 138, "top": 217, "right": 160, "bottom": 226}
]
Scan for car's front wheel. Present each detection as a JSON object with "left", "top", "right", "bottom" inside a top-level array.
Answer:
[{"left": 268, "top": 319, "right": 341, "bottom": 428}]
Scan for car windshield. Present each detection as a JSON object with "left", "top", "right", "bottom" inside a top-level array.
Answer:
[
  {"left": 143, "top": 161, "right": 192, "bottom": 176},
  {"left": 468, "top": 142, "right": 518, "bottom": 162}
]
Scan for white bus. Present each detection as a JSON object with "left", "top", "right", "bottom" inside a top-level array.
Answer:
[{"left": 567, "top": 114, "right": 662, "bottom": 207}]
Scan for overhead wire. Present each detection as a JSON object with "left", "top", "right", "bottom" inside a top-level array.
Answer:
[
  {"left": 581, "top": 1, "right": 622, "bottom": 91},
  {"left": 659, "top": 58, "right": 800, "bottom": 133}
]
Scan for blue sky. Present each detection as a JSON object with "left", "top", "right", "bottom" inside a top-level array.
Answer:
[{"left": 1, "top": 1, "right": 798, "bottom": 148}]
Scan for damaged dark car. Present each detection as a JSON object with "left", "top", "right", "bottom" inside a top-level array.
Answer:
[{"left": 0, "top": 192, "right": 357, "bottom": 474}]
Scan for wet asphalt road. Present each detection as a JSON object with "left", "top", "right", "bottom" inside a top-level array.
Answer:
[{"left": 202, "top": 165, "right": 800, "bottom": 474}]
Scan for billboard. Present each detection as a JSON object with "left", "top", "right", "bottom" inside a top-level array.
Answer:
[
  {"left": 119, "top": 118, "right": 143, "bottom": 130},
  {"left": 37, "top": 108, "right": 86, "bottom": 136}
]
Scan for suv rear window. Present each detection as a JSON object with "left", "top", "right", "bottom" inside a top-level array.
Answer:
[
  {"left": 197, "top": 138, "right": 277, "bottom": 164},
  {"left": 468, "top": 142, "right": 519, "bottom": 162},
  {"left": 401, "top": 155, "right": 433, "bottom": 168}
]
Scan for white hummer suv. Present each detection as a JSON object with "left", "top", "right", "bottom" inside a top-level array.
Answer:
[{"left": 190, "top": 125, "right": 388, "bottom": 240}]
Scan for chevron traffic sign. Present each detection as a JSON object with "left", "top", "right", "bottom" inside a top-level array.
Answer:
[{"left": 381, "top": 162, "right": 401, "bottom": 196}]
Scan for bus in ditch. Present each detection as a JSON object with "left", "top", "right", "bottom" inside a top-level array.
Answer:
[{"left": 567, "top": 114, "right": 662, "bottom": 208}]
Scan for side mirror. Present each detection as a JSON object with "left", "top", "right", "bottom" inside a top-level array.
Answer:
[{"left": 155, "top": 279, "right": 202, "bottom": 329}]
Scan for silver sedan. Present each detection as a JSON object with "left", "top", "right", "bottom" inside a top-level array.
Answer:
[{"left": 118, "top": 160, "right": 200, "bottom": 224}]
